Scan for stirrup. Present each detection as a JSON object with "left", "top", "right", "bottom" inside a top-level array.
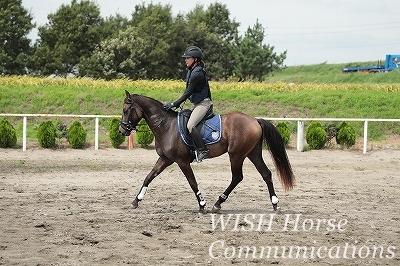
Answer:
[{"left": 195, "top": 150, "right": 208, "bottom": 163}]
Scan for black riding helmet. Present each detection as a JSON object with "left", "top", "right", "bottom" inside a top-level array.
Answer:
[{"left": 182, "top": 46, "right": 202, "bottom": 59}]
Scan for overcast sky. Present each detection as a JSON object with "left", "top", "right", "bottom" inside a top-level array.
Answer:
[{"left": 22, "top": 0, "right": 400, "bottom": 66}]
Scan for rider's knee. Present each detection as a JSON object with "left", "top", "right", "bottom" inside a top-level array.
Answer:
[{"left": 188, "top": 125, "right": 195, "bottom": 134}]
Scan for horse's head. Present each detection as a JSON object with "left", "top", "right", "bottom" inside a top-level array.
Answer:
[{"left": 119, "top": 90, "right": 143, "bottom": 136}]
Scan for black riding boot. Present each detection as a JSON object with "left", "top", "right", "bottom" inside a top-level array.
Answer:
[{"left": 190, "top": 126, "right": 208, "bottom": 162}]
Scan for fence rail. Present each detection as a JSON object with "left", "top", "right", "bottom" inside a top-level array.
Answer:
[
  {"left": 1, "top": 114, "right": 399, "bottom": 154},
  {"left": 257, "top": 117, "right": 400, "bottom": 154},
  {"left": 0, "top": 114, "right": 119, "bottom": 151}
]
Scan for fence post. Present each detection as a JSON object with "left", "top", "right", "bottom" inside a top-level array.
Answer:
[
  {"left": 297, "top": 120, "right": 304, "bottom": 152},
  {"left": 95, "top": 117, "right": 99, "bottom": 150},
  {"left": 128, "top": 132, "right": 134, "bottom": 150},
  {"left": 363, "top": 120, "right": 368, "bottom": 154},
  {"left": 22, "top": 116, "right": 27, "bottom": 151}
]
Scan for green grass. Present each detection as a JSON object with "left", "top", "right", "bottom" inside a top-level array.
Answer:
[
  {"left": 1, "top": 62, "right": 400, "bottom": 148},
  {"left": 267, "top": 61, "right": 400, "bottom": 84}
]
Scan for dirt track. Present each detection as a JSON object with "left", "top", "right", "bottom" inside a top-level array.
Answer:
[{"left": 0, "top": 147, "right": 399, "bottom": 265}]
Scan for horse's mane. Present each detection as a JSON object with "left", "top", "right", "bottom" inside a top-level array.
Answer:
[
  {"left": 132, "top": 93, "right": 180, "bottom": 115},
  {"left": 132, "top": 94, "right": 163, "bottom": 107}
]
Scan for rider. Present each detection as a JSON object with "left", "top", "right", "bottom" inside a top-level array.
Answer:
[{"left": 163, "top": 46, "right": 212, "bottom": 162}]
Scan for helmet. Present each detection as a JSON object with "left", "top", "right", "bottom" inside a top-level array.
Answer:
[{"left": 181, "top": 46, "right": 202, "bottom": 58}]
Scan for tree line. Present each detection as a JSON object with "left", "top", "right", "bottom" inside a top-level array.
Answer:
[{"left": 1, "top": 0, "right": 287, "bottom": 81}]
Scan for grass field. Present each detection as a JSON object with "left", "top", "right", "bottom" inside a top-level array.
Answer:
[
  {"left": 267, "top": 61, "right": 400, "bottom": 84},
  {"left": 1, "top": 63, "right": 399, "bottom": 148}
]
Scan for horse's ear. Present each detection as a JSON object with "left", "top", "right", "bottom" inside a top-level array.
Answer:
[{"left": 125, "top": 90, "right": 130, "bottom": 98}]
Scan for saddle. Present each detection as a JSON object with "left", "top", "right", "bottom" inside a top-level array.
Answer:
[{"left": 177, "top": 106, "right": 222, "bottom": 147}]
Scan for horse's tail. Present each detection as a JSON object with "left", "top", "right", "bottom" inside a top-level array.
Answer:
[{"left": 257, "top": 119, "right": 295, "bottom": 192}]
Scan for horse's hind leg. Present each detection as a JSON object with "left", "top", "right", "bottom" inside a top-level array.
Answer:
[
  {"left": 247, "top": 145, "right": 279, "bottom": 211},
  {"left": 132, "top": 156, "right": 173, "bottom": 209}
]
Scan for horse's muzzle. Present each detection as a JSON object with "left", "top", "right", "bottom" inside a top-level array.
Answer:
[
  {"left": 119, "top": 121, "right": 135, "bottom": 136},
  {"left": 118, "top": 127, "right": 130, "bottom": 136}
]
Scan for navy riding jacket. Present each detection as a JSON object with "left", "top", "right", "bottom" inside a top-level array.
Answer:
[{"left": 174, "top": 65, "right": 211, "bottom": 106}]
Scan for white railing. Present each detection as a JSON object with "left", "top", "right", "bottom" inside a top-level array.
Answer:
[
  {"left": 1, "top": 114, "right": 399, "bottom": 154},
  {"left": 0, "top": 114, "right": 119, "bottom": 151},
  {"left": 258, "top": 117, "right": 400, "bottom": 154}
]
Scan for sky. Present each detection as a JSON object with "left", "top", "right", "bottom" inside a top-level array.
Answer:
[{"left": 21, "top": 0, "right": 400, "bottom": 66}]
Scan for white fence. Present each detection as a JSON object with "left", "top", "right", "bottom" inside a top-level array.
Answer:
[
  {"left": 257, "top": 117, "right": 400, "bottom": 154},
  {"left": 0, "top": 114, "right": 119, "bottom": 151},
  {"left": 1, "top": 114, "right": 399, "bottom": 154}
]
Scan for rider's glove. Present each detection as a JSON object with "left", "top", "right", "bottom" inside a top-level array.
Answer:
[{"left": 163, "top": 102, "right": 176, "bottom": 110}]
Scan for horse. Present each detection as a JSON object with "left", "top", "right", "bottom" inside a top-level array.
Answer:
[{"left": 119, "top": 90, "right": 295, "bottom": 213}]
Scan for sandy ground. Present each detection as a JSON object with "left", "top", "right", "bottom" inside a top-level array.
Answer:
[{"left": 0, "top": 146, "right": 399, "bottom": 265}]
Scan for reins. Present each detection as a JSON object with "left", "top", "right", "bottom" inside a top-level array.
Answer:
[{"left": 121, "top": 97, "right": 170, "bottom": 133}]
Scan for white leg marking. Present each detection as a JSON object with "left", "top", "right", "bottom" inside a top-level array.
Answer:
[
  {"left": 271, "top": 196, "right": 279, "bottom": 204},
  {"left": 137, "top": 186, "right": 148, "bottom": 200}
]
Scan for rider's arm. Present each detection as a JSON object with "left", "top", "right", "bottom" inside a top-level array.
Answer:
[{"left": 173, "top": 71, "right": 203, "bottom": 107}]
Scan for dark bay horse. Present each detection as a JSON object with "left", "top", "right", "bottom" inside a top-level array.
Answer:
[{"left": 119, "top": 90, "right": 295, "bottom": 213}]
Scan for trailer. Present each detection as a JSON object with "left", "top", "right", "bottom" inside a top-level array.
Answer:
[{"left": 341, "top": 54, "right": 400, "bottom": 73}]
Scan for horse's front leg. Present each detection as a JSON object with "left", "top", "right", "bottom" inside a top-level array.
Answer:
[
  {"left": 177, "top": 162, "right": 207, "bottom": 214},
  {"left": 132, "top": 156, "right": 173, "bottom": 209}
]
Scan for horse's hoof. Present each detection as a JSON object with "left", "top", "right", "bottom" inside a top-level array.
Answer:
[
  {"left": 211, "top": 204, "right": 221, "bottom": 213},
  {"left": 132, "top": 199, "right": 139, "bottom": 209},
  {"left": 199, "top": 206, "right": 207, "bottom": 215},
  {"left": 273, "top": 204, "right": 281, "bottom": 212}
]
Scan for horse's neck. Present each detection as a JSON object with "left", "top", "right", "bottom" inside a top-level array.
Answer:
[{"left": 136, "top": 96, "right": 170, "bottom": 131}]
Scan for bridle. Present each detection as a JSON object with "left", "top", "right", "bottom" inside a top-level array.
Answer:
[
  {"left": 119, "top": 98, "right": 138, "bottom": 133},
  {"left": 120, "top": 95, "right": 170, "bottom": 134}
]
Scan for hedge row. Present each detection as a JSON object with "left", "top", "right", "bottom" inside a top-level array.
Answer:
[
  {"left": 0, "top": 118, "right": 154, "bottom": 149},
  {"left": 276, "top": 121, "right": 356, "bottom": 150},
  {"left": 0, "top": 118, "right": 356, "bottom": 150}
]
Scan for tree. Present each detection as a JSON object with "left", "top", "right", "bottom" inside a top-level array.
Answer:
[
  {"left": 102, "top": 14, "right": 129, "bottom": 39},
  {"left": 81, "top": 3, "right": 187, "bottom": 80},
  {"left": 203, "top": 3, "right": 239, "bottom": 79},
  {"left": 31, "top": 0, "right": 104, "bottom": 76},
  {"left": 129, "top": 3, "right": 185, "bottom": 79},
  {"left": 234, "top": 20, "right": 286, "bottom": 81},
  {"left": 79, "top": 26, "right": 147, "bottom": 79},
  {"left": 185, "top": 3, "right": 240, "bottom": 80},
  {"left": 0, "top": 0, "right": 35, "bottom": 75}
]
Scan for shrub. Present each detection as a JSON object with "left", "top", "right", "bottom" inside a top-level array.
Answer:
[
  {"left": 135, "top": 119, "right": 154, "bottom": 148},
  {"left": 55, "top": 120, "right": 68, "bottom": 140},
  {"left": 37, "top": 120, "right": 56, "bottom": 148},
  {"left": 325, "top": 123, "right": 338, "bottom": 146},
  {"left": 276, "top": 122, "right": 290, "bottom": 146},
  {"left": 306, "top": 121, "right": 327, "bottom": 150},
  {"left": 109, "top": 118, "right": 125, "bottom": 148},
  {"left": 0, "top": 119, "right": 17, "bottom": 148},
  {"left": 336, "top": 122, "right": 356, "bottom": 148},
  {"left": 67, "top": 121, "right": 87, "bottom": 149}
]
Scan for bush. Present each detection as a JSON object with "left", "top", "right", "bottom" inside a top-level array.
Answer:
[
  {"left": 336, "top": 122, "right": 356, "bottom": 148},
  {"left": 0, "top": 119, "right": 17, "bottom": 148},
  {"left": 276, "top": 122, "right": 290, "bottom": 146},
  {"left": 109, "top": 118, "right": 125, "bottom": 148},
  {"left": 325, "top": 123, "right": 338, "bottom": 146},
  {"left": 306, "top": 121, "right": 327, "bottom": 150},
  {"left": 37, "top": 120, "right": 56, "bottom": 148},
  {"left": 55, "top": 120, "right": 68, "bottom": 140},
  {"left": 136, "top": 119, "right": 154, "bottom": 148},
  {"left": 68, "top": 121, "right": 87, "bottom": 149}
]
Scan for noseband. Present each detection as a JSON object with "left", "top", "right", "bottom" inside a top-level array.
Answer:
[{"left": 120, "top": 99, "right": 138, "bottom": 133}]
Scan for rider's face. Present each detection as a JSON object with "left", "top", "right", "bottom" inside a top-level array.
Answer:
[{"left": 185, "top": 57, "right": 194, "bottom": 67}]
